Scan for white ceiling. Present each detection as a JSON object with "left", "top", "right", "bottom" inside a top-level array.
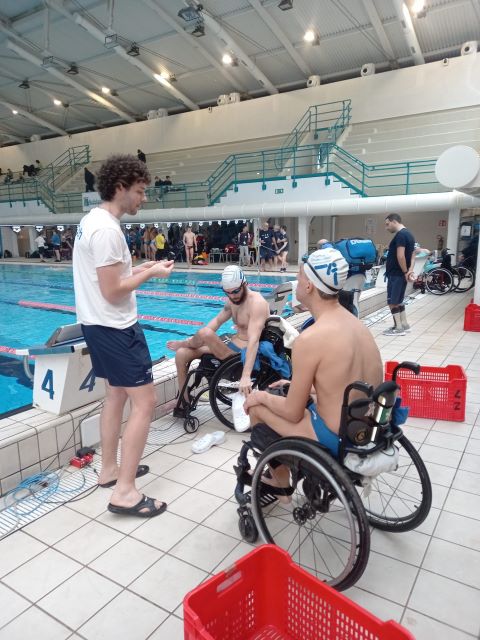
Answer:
[{"left": 0, "top": 0, "right": 478, "bottom": 144}]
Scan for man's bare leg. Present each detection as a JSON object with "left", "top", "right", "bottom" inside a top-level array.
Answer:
[
  {"left": 110, "top": 383, "right": 164, "bottom": 511},
  {"left": 97, "top": 382, "right": 128, "bottom": 486}
]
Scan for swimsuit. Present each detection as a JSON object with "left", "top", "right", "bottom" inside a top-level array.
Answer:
[{"left": 307, "top": 401, "right": 339, "bottom": 457}]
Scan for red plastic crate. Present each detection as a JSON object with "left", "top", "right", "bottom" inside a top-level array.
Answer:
[
  {"left": 464, "top": 302, "right": 480, "bottom": 332},
  {"left": 385, "top": 361, "right": 467, "bottom": 422},
  {"left": 184, "top": 545, "right": 414, "bottom": 640}
]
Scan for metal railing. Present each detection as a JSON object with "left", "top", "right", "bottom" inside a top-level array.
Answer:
[{"left": 281, "top": 100, "right": 352, "bottom": 150}]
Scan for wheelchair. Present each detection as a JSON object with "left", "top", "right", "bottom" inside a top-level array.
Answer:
[
  {"left": 233, "top": 361, "right": 432, "bottom": 591},
  {"left": 173, "top": 317, "right": 292, "bottom": 432}
]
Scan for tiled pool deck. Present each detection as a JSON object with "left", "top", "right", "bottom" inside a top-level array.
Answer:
[{"left": 0, "top": 287, "right": 479, "bottom": 639}]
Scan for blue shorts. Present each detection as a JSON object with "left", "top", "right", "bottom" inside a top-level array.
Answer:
[
  {"left": 260, "top": 247, "right": 272, "bottom": 260},
  {"left": 387, "top": 273, "right": 407, "bottom": 306},
  {"left": 81, "top": 322, "right": 153, "bottom": 387},
  {"left": 307, "top": 402, "right": 339, "bottom": 457},
  {"left": 228, "top": 341, "right": 242, "bottom": 353}
]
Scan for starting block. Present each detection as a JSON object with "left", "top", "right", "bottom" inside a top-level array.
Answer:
[{"left": 17, "top": 323, "right": 105, "bottom": 415}]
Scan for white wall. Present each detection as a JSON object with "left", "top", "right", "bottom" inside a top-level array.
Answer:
[
  {"left": 0, "top": 54, "right": 479, "bottom": 172},
  {"left": 216, "top": 175, "right": 358, "bottom": 206}
]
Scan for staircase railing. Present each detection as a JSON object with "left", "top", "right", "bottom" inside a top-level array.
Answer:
[
  {"left": 281, "top": 100, "right": 352, "bottom": 150},
  {"left": 40, "top": 145, "right": 90, "bottom": 191}
]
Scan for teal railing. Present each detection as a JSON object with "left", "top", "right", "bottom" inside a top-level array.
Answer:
[
  {"left": 41, "top": 145, "right": 90, "bottom": 191},
  {"left": 281, "top": 100, "right": 352, "bottom": 150}
]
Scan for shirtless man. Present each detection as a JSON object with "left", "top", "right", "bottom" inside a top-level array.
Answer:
[
  {"left": 244, "top": 247, "right": 382, "bottom": 486},
  {"left": 183, "top": 227, "right": 197, "bottom": 266},
  {"left": 167, "top": 265, "right": 270, "bottom": 416}
]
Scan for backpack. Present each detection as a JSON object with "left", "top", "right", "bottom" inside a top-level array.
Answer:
[{"left": 334, "top": 238, "right": 377, "bottom": 274}]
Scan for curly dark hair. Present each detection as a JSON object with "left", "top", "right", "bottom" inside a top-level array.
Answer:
[{"left": 96, "top": 154, "right": 151, "bottom": 201}]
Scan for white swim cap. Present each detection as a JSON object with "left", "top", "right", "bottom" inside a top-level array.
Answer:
[
  {"left": 221, "top": 265, "right": 245, "bottom": 290},
  {"left": 303, "top": 248, "right": 349, "bottom": 294}
]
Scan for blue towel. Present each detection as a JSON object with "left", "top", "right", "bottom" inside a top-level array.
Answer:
[
  {"left": 240, "top": 341, "right": 291, "bottom": 379},
  {"left": 391, "top": 396, "right": 409, "bottom": 426}
]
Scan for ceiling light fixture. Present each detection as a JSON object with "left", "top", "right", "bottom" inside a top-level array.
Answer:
[
  {"left": 303, "top": 29, "right": 319, "bottom": 45},
  {"left": 12, "top": 109, "right": 18, "bottom": 115},
  {"left": 101, "top": 86, "right": 111, "bottom": 94},
  {"left": 18, "top": 79, "right": 30, "bottom": 89},
  {"left": 160, "top": 70, "right": 171, "bottom": 81},
  {"left": 411, "top": 0, "right": 425, "bottom": 13},
  {"left": 53, "top": 99, "right": 62, "bottom": 106},
  {"left": 66, "top": 63, "right": 79, "bottom": 75},
  {"left": 127, "top": 43, "right": 140, "bottom": 57},
  {"left": 222, "top": 52, "right": 237, "bottom": 66},
  {"left": 278, "top": 0, "right": 293, "bottom": 9},
  {"left": 178, "top": 5, "right": 203, "bottom": 21},
  {"left": 191, "top": 22, "right": 205, "bottom": 37}
]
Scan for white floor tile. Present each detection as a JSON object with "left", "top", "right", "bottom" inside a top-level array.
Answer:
[
  {"left": 129, "top": 554, "right": 207, "bottom": 612},
  {"left": 130, "top": 511, "right": 197, "bottom": 552},
  {"left": 168, "top": 488, "right": 225, "bottom": 522},
  {"left": 142, "top": 450, "right": 184, "bottom": 476},
  {"left": 409, "top": 569, "right": 480, "bottom": 635},
  {"left": 149, "top": 614, "right": 184, "bottom": 640},
  {"left": 162, "top": 459, "right": 214, "bottom": 486},
  {"left": 434, "top": 510, "right": 480, "bottom": 551},
  {"left": 170, "top": 525, "right": 238, "bottom": 572},
  {"left": 401, "top": 609, "right": 475, "bottom": 640},
  {"left": 346, "top": 586, "right": 404, "bottom": 623},
  {"left": 422, "top": 537, "right": 480, "bottom": 589},
  {"left": 0, "top": 583, "right": 30, "bottom": 628},
  {"left": 54, "top": 520, "right": 124, "bottom": 565},
  {"left": 37, "top": 568, "right": 121, "bottom": 629},
  {"left": 195, "top": 469, "right": 236, "bottom": 499},
  {"left": 78, "top": 589, "right": 168, "bottom": 640},
  {"left": 444, "top": 488, "right": 480, "bottom": 520},
  {"left": 23, "top": 507, "right": 90, "bottom": 546},
  {"left": 0, "top": 531, "right": 47, "bottom": 578},
  {"left": 0, "top": 606, "right": 71, "bottom": 640},
  {"left": 356, "top": 551, "right": 419, "bottom": 605},
  {"left": 89, "top": 536, "right": 163, "bottom": 586},
  {"left": 2, "top": 548, "right": 81, "bottom": 602},
  {"left": 369, "top": 528, "right": 430, "bottom": 567}
]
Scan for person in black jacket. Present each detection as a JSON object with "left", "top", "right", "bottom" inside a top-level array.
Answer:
[
  {"left": 84, "top": 167, "right": 96, "bottom": 192},
  {"left": 137, "top": 149, "right": 146, "bottom": 164}
]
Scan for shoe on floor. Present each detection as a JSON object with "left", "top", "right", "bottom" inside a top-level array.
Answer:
[
  {"left": 99, "top": 464, "right": 150, "bottom": 488},
  {"left": 382, "top": 327, "right": 406, "bottom": 336},
  {"left": 107, "top": 494, "right": 167, "bottom": 518},
  {"left": 191, "top": 430, "right": 226, "bottom": 454}
]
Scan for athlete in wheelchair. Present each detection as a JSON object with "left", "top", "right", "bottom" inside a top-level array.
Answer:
[
  {"left": 166, "top": 265, "right": 277, "bottom": 432},
  {"left": 234, "top": 248, "right": 432, "bottom": 591}
]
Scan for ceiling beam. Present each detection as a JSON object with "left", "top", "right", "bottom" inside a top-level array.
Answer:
[
  {"left": 361, "top": 0, "right": 397, "bottom": 62},
  {"left": 46, "top": 0, "right": 199, "bottom": 111},
  {"left": 188, "top": 1, "right": 278, "bottom": 94},
  {"left": 0, "top": 98, "right": 67, "bottom": 135},
  {"left": 247, "top": 0, "right": 311, "bottom": 77},
  {"left": 141, "top": 0, "right": 249, "bottom": 94},
  {"left": 392, "top": 0, "right": 425, "bottom": 65}
]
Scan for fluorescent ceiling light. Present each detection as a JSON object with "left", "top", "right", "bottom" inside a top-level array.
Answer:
[
  {"left": 53, "top": 99, "right": 62, "bottom": 106},
  {"left": 222, "top": 53, "right": 237, "bottom": 65},
  {"left": 303, "top": 29, "right": 319, "bottom": 44},
  {"left": 101, "top": 86, "right": 111, "bottom": 94},
  {"left": 12, "top": 109, "right": 18, "bottom": 114}
]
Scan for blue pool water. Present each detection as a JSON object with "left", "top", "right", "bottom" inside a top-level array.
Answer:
[{"left": 0, "top": 264, "right": 290, "bottom": 415}]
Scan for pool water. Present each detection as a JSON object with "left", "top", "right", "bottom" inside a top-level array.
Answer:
[{"left": 0, "top": 264, "right": 290, "bottom": 415}]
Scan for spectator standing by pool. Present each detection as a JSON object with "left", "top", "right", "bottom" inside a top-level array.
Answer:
[
  {"left": 34, "top": 231, "right": 47, "bottom": 262},
  {"left": 73, "top": 154, "right": 174, "bottom": 518},
  {"left": 51, "top": 229, "right": 62, "bottom": 262}
]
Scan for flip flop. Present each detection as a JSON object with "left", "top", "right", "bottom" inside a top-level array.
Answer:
[
  {"left": 107, "top": 495, "right": 167, "bottom": 518},
  {"left": 98, "top": 464, "right": 150, "bottom": 488}
]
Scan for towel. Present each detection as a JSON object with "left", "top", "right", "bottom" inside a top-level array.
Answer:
[{"left": 240, "top": 341, "right": 291, "bottom": 379}]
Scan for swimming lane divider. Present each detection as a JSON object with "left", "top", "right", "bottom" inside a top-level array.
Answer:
[
  {"left": 17, "top": 300, "right": 204, "bottom": 326},
  {"left": 196, "top": 280, "right": 276, "bottom": 289},
  {"left": 136, "top": 290, "right": 226, "bottom": 301}
]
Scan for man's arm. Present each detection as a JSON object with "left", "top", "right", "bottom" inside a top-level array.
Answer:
[
  {"left": 396, "top": 246, "right": 410, "bottom": 278},
  {"left": 97, "top": 261, "right": 174, "bottom": 304},
  {"left": 239, "top": 298, "right": 270, "bottom": 394},
  {"left": 177, "top": 304, "right": 232, "bottom": 350},
  {"left": 245, "top": 332, "right": 317, "bottom": 421}
]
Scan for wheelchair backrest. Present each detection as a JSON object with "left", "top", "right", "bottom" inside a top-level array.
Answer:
[{"left": 260, "top": 321, "right": 286, "bottom": 356}]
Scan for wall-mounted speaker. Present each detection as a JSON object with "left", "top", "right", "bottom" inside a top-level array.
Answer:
[
  {"left": 360, "top": 63, "right": 375, "bottom": 77},
  {"left": 306, "top": 75, "right": 321, "bottom": 87},
  {"left": 461, "top": 41, "right": 478, "bottom": 56}
]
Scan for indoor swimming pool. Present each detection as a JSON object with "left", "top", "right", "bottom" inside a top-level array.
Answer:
[{"left": 0, "top": 264, "right": 289, "bottom": 415}]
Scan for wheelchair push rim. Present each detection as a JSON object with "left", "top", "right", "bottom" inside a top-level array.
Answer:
[{"left": 250, "top": 441, "right": 370, "bottom": 591}]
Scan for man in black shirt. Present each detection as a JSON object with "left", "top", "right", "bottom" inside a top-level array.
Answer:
[
  {"left": 259, "top": 221, "right": 274, "bottom": 271},
  {"left": 384, "top": 213, "right": 415, "bottom": 336},
  {"left": 238, "top": 224, "right": 251, "bottom": 267}
]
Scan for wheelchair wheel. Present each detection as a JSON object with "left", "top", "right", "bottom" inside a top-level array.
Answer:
[
  {"left": 453, "top": 266, "right": 475, "bottom": 292},
  {"left": 425, "top": 267, "right": 453, "bottom": 295},
  {"left": 209, "top": 354, "right": 282, "bottom": 429},
  {"left": 183, "top": 416, "right": 200, "bottom": 433},
  {"left": 355, "top": 435, "right": 432, "bottom": 533},
  {"left": 251, "top": 438, "right": 370, "bottom": 591}
]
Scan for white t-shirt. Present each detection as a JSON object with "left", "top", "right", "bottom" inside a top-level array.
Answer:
[
  {"left": 73, "top": 207, "right": 136, "bottom": 329},
  {"left": 34, "top": 236, "right": 46, "bottom": 249}
]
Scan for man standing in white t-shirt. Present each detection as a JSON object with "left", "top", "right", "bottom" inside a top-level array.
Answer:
[
  {"left": 34, "top": 232, "right": 47, "bottom": 262},
  {"left": 73, "top": 154, "right": 174, "bottom": 519}
]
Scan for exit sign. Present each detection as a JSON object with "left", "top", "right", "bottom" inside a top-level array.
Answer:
[{"left": 275, "top": 188, "right": 284, "bottom": 194}]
